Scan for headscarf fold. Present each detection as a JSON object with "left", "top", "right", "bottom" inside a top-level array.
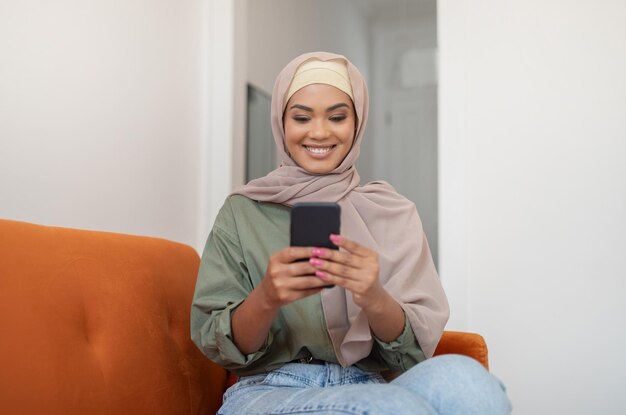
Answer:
[{"left": 232, "top": 51, "right": 449, "bottom": 367}]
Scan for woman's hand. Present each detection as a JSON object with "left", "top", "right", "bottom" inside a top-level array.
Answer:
[
  {"left": 309, "top": 234, "right": 406, "bottom": 342},
  {"left": 233, "top": 246, "right": 326, "bottom": 355},
  {"left": 309, "top": 234, "right": 386, "bottom": 310},
  {"left": 260, "top": 246, "right": 330, "bottom": 309}
]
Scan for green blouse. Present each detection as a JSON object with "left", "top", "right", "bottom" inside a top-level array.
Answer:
[{"left": 191, "top": 195, "right": 426, "bottom": 376}]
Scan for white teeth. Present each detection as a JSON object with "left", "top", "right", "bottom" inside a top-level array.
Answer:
[{"left": 305, "top": 146, "right": 333, "bottom": 154}]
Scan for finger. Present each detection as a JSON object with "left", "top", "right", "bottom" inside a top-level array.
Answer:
[
  {"left": 312, "top": 247, "right": 361, "bottom": 269},
  {"left": 278, "top": 246, "right": 315, "bottom": 263},
  {"left": 329, "top": 234, "right": 371, "bottom": 258},
  {"left": 286, "top": 260, "right": 318, "bottom": 277},
  {"left": 288, "top": 275, "right": 333, "bottom": 291},
  {"left": 311, "top": 257, "right": 359, "bottom": 280},
  {"left": 313, "top": 270, "right": 350, "bottom": 289},
  {"left": 315, "top": 270, "right": 373, "bottom": 297}
]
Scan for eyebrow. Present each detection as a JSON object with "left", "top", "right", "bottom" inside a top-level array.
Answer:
[{"left": 289, "top": 103, "right": 350, "bottom": 112}]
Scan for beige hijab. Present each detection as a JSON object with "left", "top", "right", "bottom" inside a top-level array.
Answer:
[{"left": 233, "top": 51, "right": 449, "bottom": 367}]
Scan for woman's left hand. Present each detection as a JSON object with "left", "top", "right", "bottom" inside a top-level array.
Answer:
[{"left": 309, "top": 234, "right": 385, "bottom": 310}]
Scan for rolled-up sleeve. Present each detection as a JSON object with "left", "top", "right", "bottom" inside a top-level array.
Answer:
[
  {"left": 372, "top": 314, "right": 426, "bottom": 371},
  {"left": 190, "top": 200, "right": 272, "bottom": 371}
]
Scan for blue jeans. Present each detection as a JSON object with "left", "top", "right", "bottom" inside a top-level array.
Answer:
[{"left": 218, "top": 354, "right": 512, "bottom": 414}]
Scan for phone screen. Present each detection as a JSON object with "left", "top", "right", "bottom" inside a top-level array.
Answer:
[
  {"left": 290, "top": 202, "right": 341, "bottom": 249},
  {"left": 290, "top": 202, "right": 340, "bottom": 289}
]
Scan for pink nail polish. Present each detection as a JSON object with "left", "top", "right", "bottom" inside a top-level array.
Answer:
[
  {"left": 312, "top": 248, "right": 324, "bottom": 256},
  {"left": 315, "top": 271, "right": 327, "bottom": 279},
  {"left": 330, "top": 234, "right": 341, "bottom": 243},
  {"left": 309, "top": 258, "right": 322, "bottom": 266}
]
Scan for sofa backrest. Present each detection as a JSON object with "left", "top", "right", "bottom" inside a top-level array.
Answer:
[{"left": 0, "top": 219, "right": 226, "bottom": 414}]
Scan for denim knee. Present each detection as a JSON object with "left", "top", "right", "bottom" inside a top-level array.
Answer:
[
  {"left": 322, "top": 384, "right": 437, "bottom": 415},
  {"left": 221, "top": 382, "right": 438, "bottom": 415},
  {"left": 392, "top": 354, "right": 512, "bottom": 415}
]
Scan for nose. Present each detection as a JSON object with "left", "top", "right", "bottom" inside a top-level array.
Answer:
[{"left": 309, "top": 120, "right": 330, "bottom": 140}]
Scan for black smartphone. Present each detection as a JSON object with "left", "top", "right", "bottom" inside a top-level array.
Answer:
[{"left": 290, "top": 202, "right": 341, "bottom": 288}]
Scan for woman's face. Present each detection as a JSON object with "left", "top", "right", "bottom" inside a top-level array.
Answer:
[{"left": 283, "top": 83, "right": 356, "bottom": 174}]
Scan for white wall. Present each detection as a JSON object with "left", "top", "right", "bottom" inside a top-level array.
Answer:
[
  {"left": 439, "top": 1, "right": 626, "bottom": 413},
  {"left": 0, "top": 0, "right": 206, "bottom": 249}
]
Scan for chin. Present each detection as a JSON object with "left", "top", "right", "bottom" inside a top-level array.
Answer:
[{"left": 301, "top": 163, "right": 335, "bottom": 174}]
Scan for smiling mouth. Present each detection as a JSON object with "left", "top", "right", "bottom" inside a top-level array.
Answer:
[{"left": 304, "top": 145, "right": 336, "bottom": 155}]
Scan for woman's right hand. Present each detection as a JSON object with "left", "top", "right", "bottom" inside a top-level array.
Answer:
[
  {"left": 260, "top": 247, "right": 328, "bottom": 308},
  {"left": 232, "top": 246, "right": 325, "bottom": 354}
]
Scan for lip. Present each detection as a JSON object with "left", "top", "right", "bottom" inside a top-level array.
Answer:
[{"left": 303, "top": 145, "right": 337, "bottom": 159}]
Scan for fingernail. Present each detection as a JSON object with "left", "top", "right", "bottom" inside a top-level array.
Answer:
[
  {"left": 330, "top": 234, "right": 341, "bottom": 243},
  {"left": 309, "top": 258, "right": 322, "bottom": 266},
  {"left": 312, "top": 248, "right": 325, "bottom": 256},
  {"left": 315, "top": 271, "right": 328, "bottom": 279}
]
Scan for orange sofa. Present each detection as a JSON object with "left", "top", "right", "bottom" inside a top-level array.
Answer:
[{"left": 0, "top": 219, "right": 488, "bottom": 414}]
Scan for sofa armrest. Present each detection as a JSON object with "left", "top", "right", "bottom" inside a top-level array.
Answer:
[{"left": 433, "top": 331, "right": 489, "bottom": 370}]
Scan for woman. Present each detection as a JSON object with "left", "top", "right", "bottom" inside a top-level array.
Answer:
[{"left": 191, "top": 51, "right": 511, "bottom": 414}]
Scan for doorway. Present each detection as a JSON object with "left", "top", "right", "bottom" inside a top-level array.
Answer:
[{"left": 243, "top": 0, "right": 439, "bottom": 264}]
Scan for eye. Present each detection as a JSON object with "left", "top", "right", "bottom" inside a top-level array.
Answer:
[
  {"left": 292, "top": 116, "right": 310, "bottom": 123},
  {"left": 329, "top": 114, "right": 347, "bottom": 122}
]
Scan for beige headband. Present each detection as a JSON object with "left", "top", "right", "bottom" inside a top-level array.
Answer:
[{"left": 283, "top": 59, "right": 354, "bottom": 108}]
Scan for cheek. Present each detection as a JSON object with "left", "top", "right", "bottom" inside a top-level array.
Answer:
[
  {"left": 339, "top": 122, "right": 356, "bottom": 143},
  {"left": 284, "top": 120, "right": 304, "bottom": 139},
  {"left": 341, "top": 122, "right": 357, "bottom": 154},
  {"left": 283, "top": 123, "right": 302, "bottom": 154}
]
